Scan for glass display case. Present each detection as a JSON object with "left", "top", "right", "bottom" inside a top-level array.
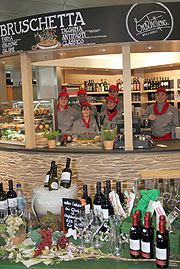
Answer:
[{"left": 0, "top": 99, "right": 57, "bottom": 145}]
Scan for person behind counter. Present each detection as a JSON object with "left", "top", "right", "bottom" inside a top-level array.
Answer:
[
  {"left": 72, "top": 102, "right": 99, "bottom": 135},
  {"left": 57, "top": 91, "right": 75, "bottom": 133},
  {"left": 142, "top": 87, "right": 179, "bottom": 140},
  {"left": 72, "top": 88, "right": 97, "bottom": 119},
  {"left": 100, "top": 96, "right": 122, "bottom": 129},
  {"left": 101, "top": 84, "right": 123, "bottom": 112}
]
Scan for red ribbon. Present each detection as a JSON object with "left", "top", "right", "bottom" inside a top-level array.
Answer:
[
  {"left": 152, "top": 132, "right": 171, "bottom": 140},
  {"left": 106, "top": 108, "right": 118, "bottom": 121},
  {"left": 57, "top": 104, "right": 68, "bottom": 111},
  {"left": 82, "top": 116, "right": 90, "bottom": 128},
  {"left": 153, "top": 101, "right": 169, "bottom": 115}
]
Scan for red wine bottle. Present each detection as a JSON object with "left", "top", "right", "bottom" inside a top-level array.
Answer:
[
  {"left": 7, "top": 180, "right": 17, "bottom": 216},
  {"left": 130, "top": 214, "right": 141, "bottom": 258},
  {"left": 156, "top": 221, "right": 169, "bottom": 268},
  {"left": 93, "top": 182, "right": 104, "bottom": 215},
  {"left": 145, "top": 211, "right": 154, "bottom": 239},
  {"left": 82, "top": 184, "right": 92, "bottom": 214},
  {"left": 141, "top": 216, "right": 154, "bottom": 259},
  {"left": 135, "top": 209, "right": 143, "bottom": 233},
  {"left": 116, "top": 181, "right": 124, "bottom": 205},
  {"left": 101, "top": 187, "right": 112, "bottom": 222}
]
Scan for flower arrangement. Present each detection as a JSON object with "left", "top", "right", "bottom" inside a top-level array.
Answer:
[{"left": 42, "top": 129, "right": 59, "bottom": 140}]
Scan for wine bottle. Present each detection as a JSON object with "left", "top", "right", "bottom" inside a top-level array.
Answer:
[
  {"left": 0, "top": 183, "right": 8, "bottom": 220},
  {"left": 135, "top": 209, "right": 143, "bottom": 233},
  {"left": 163, "top": 182, "right": 170, "bottom": 209},
  {"left": 94, "top": 182, "right": 104, "bottom": 216},
  {"left": 49, "top": 165, "right": 59, "bottom": 191},
  {"left": 106, "top": 180, "right": 111, "bottom": 193},
  {"left": 166, "top": 186, "right": 177, "bottom": 212},
  {"left": 129, "top": 214, "right": 141, "bottom": 258},
  {"left": 82, "top": 184, "right": 92, "bottom": 214},
  {"left": 156, "top": 221, "right": 169, "bottom": 268},
  {"left": 116, "top": 181, "right": 124, "bottom": 205},
  {"left": 101, "top": 187, "right": 112, "bottom": 222},
  {"left": 7, "top": 180, "right": 17, "bottom": 216},
  {"left": 141, "top": 216, "right": 154, "bottom": 259},
  {"left": 44, "top": 160, "right": 56, "bottom": 188},
  {"left": 145, "top": 211, "right": 154, "bottom": 239},
  {"left": 60, "top": 158, "right": 72, "bottom": 189}
]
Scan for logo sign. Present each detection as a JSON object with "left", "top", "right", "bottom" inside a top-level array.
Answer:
[{"left": 126, "top": 2, "right": 173, "bottom": 42}]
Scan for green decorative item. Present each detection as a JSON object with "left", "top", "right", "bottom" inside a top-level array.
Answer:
[
  {"left": 43, "top": 130, "right": 59, "bottom": 140},
  {"left": 101, "top": 124, "right": 117, "bottom": 141}
]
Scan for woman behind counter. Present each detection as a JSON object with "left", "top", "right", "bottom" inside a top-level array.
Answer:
[
  {"left": 57, "top": 91, "right": 75, "bottom": 133},
  {"left": 72, "top": 102, "right": 99, "bottom": 135}
]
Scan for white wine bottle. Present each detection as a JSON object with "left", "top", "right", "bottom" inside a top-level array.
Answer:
[
  {"left": 49, "top": 165, "right": 59, "bottom": 191},
  {"left": 60, "top": 158, "right": 72, "bottom": 189}
]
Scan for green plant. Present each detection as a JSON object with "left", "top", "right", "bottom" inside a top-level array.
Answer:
[
  {"left": 101, "top": 124, "right": 117, "bottom": 141},
  {"left": 43, "top": 130, "right": 59, "bottom": 140}
]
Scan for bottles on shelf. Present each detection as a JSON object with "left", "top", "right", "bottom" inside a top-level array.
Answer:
[
  {"left": 60, "top": 158, "right": 72, "bottom": 189},
  {"left": 0, "top": 182, "right": 8, "bottom": 221},
  {"left": 44, "top": 160, "right": 56, "bottom": 188},
  {"left": 82, "top": 184, "right": 92, "bottom": 214},
  {"left": 129, "top": 214, "right": 141, "bottom": 258},
  {"left": 84, "top": 79, "right": 110, "bottom": 92},
  {"left": 132, "top": 77, "right": 141, "bottom": 91},
  {"left": 156, "top": 221, "right": 169, "bottom": 268},
  {"left": 143, "top": 77, "right": 171, "bottom": 90},
  {"left": 49, "top": 165, "right": 59, "bottom": 191},
  {"left": 7, "top": 180, "right": 17, "bottom": 216},
  {"left": 94, "top": 182, "right": 104, "bottom": 215},
  {"left": 141, "top": 216, "right": 154, "bottom": 259}
]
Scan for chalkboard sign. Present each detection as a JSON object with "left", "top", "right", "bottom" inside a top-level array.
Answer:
[{"left": 62, "top": 198, "right": 82, "bottom": 230}]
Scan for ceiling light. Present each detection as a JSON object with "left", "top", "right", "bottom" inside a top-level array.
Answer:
[
  {"left": 106, "top": 69, "right": 109, "bottom": 71},
  {"left": 170, "top": 64, "right": 173, "bottom": 67},
  {"left": 147, "top": 46, "right": 152, "bottom": 50},
  {"left": 100, "top": 48, "right": 107, "bottom": 52},
  {"left": 84, "top": 68, "right": 87, "bottom": 71},
  {"left": 58, "top": 53, "right": 65, "bottom": 56}
]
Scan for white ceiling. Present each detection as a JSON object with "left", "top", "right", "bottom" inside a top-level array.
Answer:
[{"left": 0, "top": 0, "right": 179, "bottom": 23}]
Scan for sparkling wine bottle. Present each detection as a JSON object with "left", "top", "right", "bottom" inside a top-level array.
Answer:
[
  {"left": 156, "top": 221, "right": 169, "bottom": 268},
  {"left": 129, "top": 214, "right": 141, "bottom": 258},
  {"left": 141, "top": 216, "right": 154, "bottom": 259}
]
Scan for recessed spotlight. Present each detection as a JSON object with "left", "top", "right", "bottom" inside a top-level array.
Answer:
[
  {"left": 147, "top": 46, "right": 152, "bottom": 50},
  {"left": 58, "top": 53, "right": 65, "bottom": 56},
  {"left": 100, "top": 48, "right": 107, "bottom": 52}
]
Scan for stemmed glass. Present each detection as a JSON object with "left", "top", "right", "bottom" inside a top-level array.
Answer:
[
  {"left": 83, "top": 211, "right": 93, "bottom": 243},
  {"left": 109, "top": 215, "right": 123, "bottom": 257},
  {"left": 74, "top": 211, "right": 86, "bottom": 248},
  {"left": 91, "top": 212, "right": 104, "bottom": 248}
]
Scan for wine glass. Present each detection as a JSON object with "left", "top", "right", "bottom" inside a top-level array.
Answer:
[
  {"left": 83, "top": 211, "right": 93, "bottom": 243},
  {"left": 91, "top": 214, "right": 103, "bottom": 248},
  {"left": 109, "top": 215, "right": 123, "bottom": 257},
  {"left": 74, "top": 211, "right": 85, "bottom": 248}
]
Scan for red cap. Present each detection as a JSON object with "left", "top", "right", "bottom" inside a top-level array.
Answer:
[
  {"left": 81, "top": 102, "right": 91, "bottom": 108},
  {"left": 159, "top": 215, "right": 165, "bottom": 222},
  {"left": 109, "top": 85, "right": 118, "bottom": 91},
  {"left": 144, "top": 216, "right": 150, "bottom": 228},
  {"left": 156, "top": 87, "right": 167, "bottom": 94},
  {"left": 77, "top": 88, "right": 87, "bottom": 96},
  {"left": 61, "top": 86, "right": 67, "bottom": 92},
  {"left": 135, "top": 209, "right": 141, "bottom": 222},
  {"left": 106, "top": 96, "right": 116, "bottom": 103},
  {"left": 58, "top": 92, "right": 69, "bottom": 99}
]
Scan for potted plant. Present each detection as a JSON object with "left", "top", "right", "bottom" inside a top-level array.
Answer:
[
  {"left": 101, "top": 124, "right": 117, "bottom": 150},
  {"left": 43, "top": 129, "right": 60, "bottom": 149}
]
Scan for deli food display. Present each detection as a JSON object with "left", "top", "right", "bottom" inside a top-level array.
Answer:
[{"left": 0, "top": 99, "right": 56, "bottom": 145}]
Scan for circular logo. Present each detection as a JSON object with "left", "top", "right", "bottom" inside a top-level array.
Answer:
[{"left": 126, "top": 2, "right": 173, "bottom": 42}]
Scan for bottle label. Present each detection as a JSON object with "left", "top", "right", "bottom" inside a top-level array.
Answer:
[
  {"left": 61, "top": 172, "right": 71, "bottom": 183},
  {"left": 94, "top": 204, "right": 101, "bottom": 216},
  {"left": 130, "top": 239, "right": 140, "bottom": 251},
  {"left": 141, "top": 241, "right": 150, "bottom": 258},
  {"left": 156, "top": 247, "right": 167, "bottom": 260},
  {"left": 102, "top": 208, "right": 109, "bottom": 220},
  {"left": 50, "top": 182, "right": 58, "bottom": 190},
  {"left": 8, "top": 197, "right": 17, "bottom": 207},
  {"left": 85, "top": 204, "right": 90, "bottom": 214},
  {"left": 44, "top": 175, "right": 50, "bottom": 184},
  {"left": 0, "top": 200, "right": 8, "bottom": 209}
]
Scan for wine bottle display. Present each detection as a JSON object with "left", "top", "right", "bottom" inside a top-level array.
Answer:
[
  {"left": 60, "top": 158, "right": 72, "bottom": 189},
  {"left": 82, "top": 184, "right": 92, "bottom": 214},
  {"left": 129, "top": 214, "right": 141, "bottom": 258},
  {"left": 0, "top": 182, "right": 8, "bottom": 220},
  {"left": 141, "top": 216, "right": 154, "bottom": 259},
  {"left": 7, "top": 180, "right": 17, "bottom": 216},
  {"left": 156, "top": 221, "right": 169, "bottom": 268},
  {"left": 44, "top": 160, "right": 56, "bottom": 188},
  {"left": 49, "top": 165, "right": 59, "bottom": 191},
  {"left": 93, "top": 182, "right": 104, "bottom": 215}
]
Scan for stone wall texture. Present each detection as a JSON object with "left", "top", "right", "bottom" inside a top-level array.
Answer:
[{"left": 0, "top": 149, "right": 180, "bottom": 208}]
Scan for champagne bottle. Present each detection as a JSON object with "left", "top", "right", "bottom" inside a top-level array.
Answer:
[
  {"left": 49, "top": 165, "right": 59, "bottom": 191},
  {"left": 82, "top": 184, "right": 92, "bottom": 214},
  {"left": 141, "top": 216, "right": 154, "bottom": 259},
  {"left": 116, "top": 181, "right": 124, "bottom": 205},
  {"left": 7, "top": 180, "right": 17, "bottom": 216},
  {"left": 129, "top": 214, "right": 141, "bottom": 258},
  {"left": 94, "top": 182, "right": 104, "bottom": 215},
  {"left": 44, "top": 160, "right": 56, "bottom": 188},
  {"left": 0, "top": 183, "right": 8, "bottom": 221},
  {"left": 60, "top": 158, "right": 72, "bottom": 189},
  {"left": 156, "top": 221, "right": 169, "bottom": 268}
]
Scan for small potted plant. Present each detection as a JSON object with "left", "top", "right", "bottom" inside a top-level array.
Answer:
[
  {"left": 101, "top": 124, "right": 117, "bottom": 150},
  {"left": 43, "top": 129, "right": 60, "bottom": 149}
]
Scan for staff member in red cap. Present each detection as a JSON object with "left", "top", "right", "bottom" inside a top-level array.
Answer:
[
  {"left": 57, "top": 91, "right": 76, "bottom": 133},
  {"left": 72, "top": 88, "right": 97, "bottom": 119},
  {"left": 143, "top": 87, "right": 179, "bottom": 140},
  {"left": 101, "top": 85, "right": 123, "bottom": 113},
  {"left": 72, "top": 102, "right": 99, "bottom": 135},
  {"left": 100, "top": 96, "right": 122, "bottom": 129}
]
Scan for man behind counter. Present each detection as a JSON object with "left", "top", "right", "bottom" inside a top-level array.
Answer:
[
  {"left": 101, "top": 84, "right": 123, "bottom": 113},
  {"left": 142, "top": 87, "right": 179, "bottom": 140}
]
